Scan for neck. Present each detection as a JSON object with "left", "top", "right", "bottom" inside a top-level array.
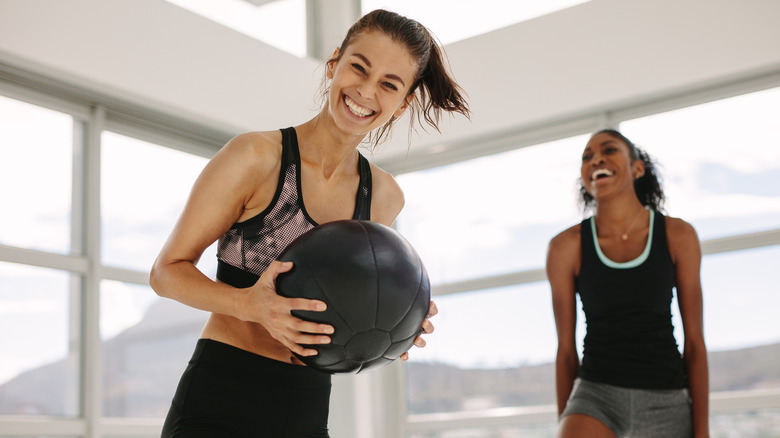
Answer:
[
  {"left": 594, "top": 195, "right": 647, "bottom": 239},
  {"left": 595, "top": 196, "right": 644, "bottom": 220},
  {"left": 295, "top": 114, "right": 364, "bottom": 179}
]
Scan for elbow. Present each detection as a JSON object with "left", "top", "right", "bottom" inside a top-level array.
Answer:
[{"left": 148, "top": 260, "right": 168, "bottom": 298}]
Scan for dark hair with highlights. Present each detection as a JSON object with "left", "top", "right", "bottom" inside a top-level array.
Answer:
[
  {"left": 579, "top": 129, "right": 665, "bottom": 213},
  {"left": 326, "top": 9, "right": 470, "bottom": 147}
]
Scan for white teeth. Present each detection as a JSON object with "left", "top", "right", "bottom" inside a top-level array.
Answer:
[
  {"left": 592, "top": 169, "right": 614, "bottom": 180},
  {"left": 344, "top": 95, "right": 374, "bottom": 118}
]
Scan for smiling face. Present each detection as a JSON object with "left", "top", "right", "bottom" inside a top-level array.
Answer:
[
  {"left": 325, "top": 30, "right": 418, "bottom": 137},
  {"left": 581, "top": 132, "right": 645, "bottom": 200}
]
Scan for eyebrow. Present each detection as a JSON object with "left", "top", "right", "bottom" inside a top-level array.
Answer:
[
  {"left": 582, "top": 139, "right": 618, "bottom": 153},
  {"left": 352, "top": 53, "right": 407, "bottom": 87}
]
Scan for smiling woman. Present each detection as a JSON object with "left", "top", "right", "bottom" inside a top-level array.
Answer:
[
  {"left": 549, "top": 130, "right": 709, "bottom": 437},
  {"left": 147, "top": 9, "right": 469, "bottom": 437}
]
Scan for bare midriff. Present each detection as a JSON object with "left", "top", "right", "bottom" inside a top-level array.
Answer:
[{"left": 200, "top": 313, "right": 306, "bottom": 365}]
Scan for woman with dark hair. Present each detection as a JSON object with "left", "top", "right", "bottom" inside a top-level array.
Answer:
[
  {"left": 547, "top": 129, "right": 709, "bottom": 437},
  {"left": 150, "top": 9, "right": 469, "bottom": 437}
]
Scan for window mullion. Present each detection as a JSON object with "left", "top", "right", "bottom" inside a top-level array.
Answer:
[{"left": 83, "top": 105, "right": 105, "bottom": 438}]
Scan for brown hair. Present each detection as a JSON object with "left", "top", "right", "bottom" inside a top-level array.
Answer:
[{"left": 328, "top": 9, "right": 470, "bottom": 147}]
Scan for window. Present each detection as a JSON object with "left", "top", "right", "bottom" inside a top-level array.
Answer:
[
  {"left": 0, "top": 95, "right": 74, "bottom": 255},
  {"left": 397, "top": 135, "right": 589, "bottom": 425},
  {"left": 0, "top": 90, "right": 216, "bottom": 435},
  {"left": 101, "top": 281, "right": 206, "bottom": 418},
  {"left": 100, "top": 132, "right": 212, "bottom": 417},
  {"left": 620, "top": 86, "right": 780, "bottom": 240},
  {"left": 0, "top": 262, "right": 80, "bottom": 417},
  {"left": 101, "top": 132, "right": 215, "bottom": 275},
  {"left": 395, "top": 135, "right": 588, "bottom": 285}
]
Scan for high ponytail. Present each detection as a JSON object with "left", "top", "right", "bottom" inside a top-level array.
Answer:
[{"left": 413, "top": 37, "right": 470, "bottom": 132}]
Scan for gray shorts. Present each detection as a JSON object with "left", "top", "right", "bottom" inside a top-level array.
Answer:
[{"left": 561, "top": 378, "right": 692, "bottom": 438}]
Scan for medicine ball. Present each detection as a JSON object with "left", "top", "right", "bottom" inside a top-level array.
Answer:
[{"left": 275, "top": 220, "right": 431, "bottom": 374}]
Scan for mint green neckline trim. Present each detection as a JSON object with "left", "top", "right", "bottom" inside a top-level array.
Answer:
[{"left": 590, "top": 209, "right": 654, "bottom": 269}]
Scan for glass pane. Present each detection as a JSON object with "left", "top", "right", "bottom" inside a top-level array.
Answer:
[
  {"left": 101, "top": 132, "right": 214, "bottom": 275},
  {"left": 164, "top": 0, "right": 306, "bottom": 58},
  {"left": 101, "top": 280, "right": 208, "bottom": 418},
  {"left": 0, "top": 262, "right": 80, "bottom": 416},
  {"left": 710, "top": 408, "right": 780, "bottom": 437},
  {"left": 620, "top": 86, "right": 780, "bottom": 240},
  {"left": 0, "top": 95, "right": 73, "bottom": 254},
  {"left": 405, "top": 282, "right": 585, "bottom": 415},
  {"left": 362, "top": 0, "right": 590, "bottom": 45},
  {"left": 396, "top": 135, "right": 588, "bottom": 286},
  {"left": 704, "top": 245, "right": 780, "bottom": 392}
]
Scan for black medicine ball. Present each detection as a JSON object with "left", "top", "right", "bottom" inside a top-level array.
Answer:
[{"left": 276, "top": 220, "right": 431, "bottom": 374}]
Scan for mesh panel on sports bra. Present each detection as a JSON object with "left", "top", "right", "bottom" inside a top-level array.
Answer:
[{"left": 217, "top": 162, "right": 315, "bottom": 277}]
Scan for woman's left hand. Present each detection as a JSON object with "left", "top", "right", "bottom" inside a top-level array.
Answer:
[{"left": 401, "top": 300, "right": 438, "bottom": 361}]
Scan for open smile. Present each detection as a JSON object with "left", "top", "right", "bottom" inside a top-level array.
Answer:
[
  {"left": 591, "top": 168, "right": 615, "bottom": 181},
  {"left": 343, "top": 95, "right": 375, "bottom": 118}
]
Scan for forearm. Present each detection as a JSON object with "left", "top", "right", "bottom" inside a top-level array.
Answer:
[
  {"left": 555, "top": 351, "right": 579, "bottom": 416},
  {"left": 149, "top": 259, "right": 246, "bottom": 319},
  {"left": 685, "top": 343, "right": 710, "bottom": 437}
]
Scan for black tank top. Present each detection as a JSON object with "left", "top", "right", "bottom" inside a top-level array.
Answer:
[
  {"left": 576, "top": 210, "right": 688, "bottom": 389},
  {"left": 216, "top": 127, "right": 372, "bottom": 288}
]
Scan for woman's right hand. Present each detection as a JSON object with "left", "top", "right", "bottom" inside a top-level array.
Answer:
[{"left": 240, "top": 260, "right": 334, "bottom": 357}]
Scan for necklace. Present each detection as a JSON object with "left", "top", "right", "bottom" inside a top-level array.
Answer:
[{"left": 620, "top": 207, "right": 645, "bottom": 241}]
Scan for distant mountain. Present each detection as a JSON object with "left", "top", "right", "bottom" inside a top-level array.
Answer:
[
  {"left": 0, "top": 299, "right": 208, "bottom": 417},
  {"left": 407, "top": 343, "right": 780, "bottom": 414},
  {"left": 1, "top": 298, "right": 779, "bottom": 417}
]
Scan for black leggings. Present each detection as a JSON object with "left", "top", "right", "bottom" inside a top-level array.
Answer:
[{"left": 161, "top": 339, "right": 332, "bottom": 438}]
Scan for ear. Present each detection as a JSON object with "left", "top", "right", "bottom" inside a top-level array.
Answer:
[
  {"left": 326, "top": 48, "right": 340, "bottom": 79},
  {"left": 393, "top": 94, "right": 414, "bottom": 118},
  {"left": 633, "top": 159, "right": 646, "bottom": 180}
]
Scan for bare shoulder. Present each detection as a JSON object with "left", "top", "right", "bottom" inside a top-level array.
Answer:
[
  {"left": 664, "top": 215, "right": 699, "bottom": 244},
  {"left": 547, "top": 223, "right": 582, "bottom": 274},
  {"left": 548, "top": 223, "right": 582, "bottom": 256},
  {"left": 663, "top": 215, "right": 701, "bottom": 263},
  {"left": 208, "top": 130, "right": 283, "bottom": 182},
  {"left": 368, "top": 163, "right": 405, "bottom": 227},
  {"left": 218, "top": 130, "right": 282, "bottom": 164}
]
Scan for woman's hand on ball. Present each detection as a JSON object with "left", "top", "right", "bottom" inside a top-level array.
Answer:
[
  {"left": 401, "top": 300, "right": 438, "bottom": 361},
  {"left": 245, "top": 261, "right": 334, "bottom": 356}
]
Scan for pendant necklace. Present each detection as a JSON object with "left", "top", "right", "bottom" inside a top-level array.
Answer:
[{"left": 621, "top": 207, "right": 645, "bottom": 241}]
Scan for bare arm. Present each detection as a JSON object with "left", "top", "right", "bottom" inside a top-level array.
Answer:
[
  {"left": 149, "top": 132, "right": 332, "bottom": 356},
  {"left": 667, "top": 217, "right": 709, "bottom": 437},
  {"left": 547, "top": 226, "right": 582, "bottom": 416}
]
